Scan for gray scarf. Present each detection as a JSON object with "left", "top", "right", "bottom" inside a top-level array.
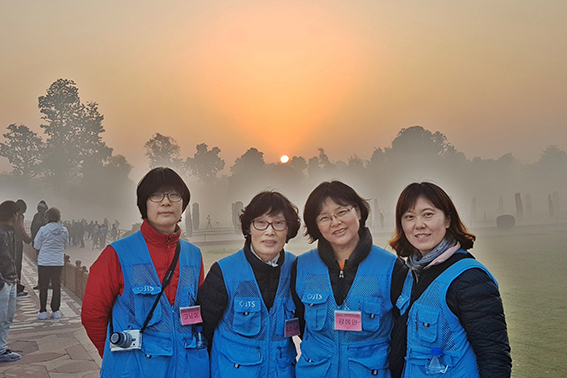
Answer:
[{"left": 407, "top": 236, "right": 457, "bottom": 271}]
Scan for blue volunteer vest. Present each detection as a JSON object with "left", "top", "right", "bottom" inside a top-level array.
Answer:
[
  {"left": 398, "top": 254, "right": 497, "bottom": 378},
  {"left": 295, "top": 245, "right": 397, "bottom": 378},
  {"left": 100, "top": 231, "right": 209, "bottom": 378},
  {"left": 210, "top": 249, "right": 297, "bottom": 378}
]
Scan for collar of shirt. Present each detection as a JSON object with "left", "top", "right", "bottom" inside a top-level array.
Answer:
[{"left": 249, "top": 244, "right": 279, "bottom": 267}]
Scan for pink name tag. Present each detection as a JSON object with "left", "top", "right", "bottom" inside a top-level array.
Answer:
[
  {"left": 285, "top": 318, "right": 300, "bottom": 337},
  {"left": 334, "top": 310, "right": 362, "bottom": 331},
  {"left": 180, "top": 306, "right": 203, "bottom": 325}
]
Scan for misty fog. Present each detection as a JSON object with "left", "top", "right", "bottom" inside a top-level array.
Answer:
[{"left": 1, "top": 79, "right": 566, "bottom": 240}]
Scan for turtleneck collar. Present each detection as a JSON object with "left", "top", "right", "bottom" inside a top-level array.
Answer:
[
  {"left": 317, "top": 227, "right": 373, "bottom": 269},
  {"left": 140, "top": 219, "right": 181, "bottom": 248}
]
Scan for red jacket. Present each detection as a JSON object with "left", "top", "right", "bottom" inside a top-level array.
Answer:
[{"left": 81, "top": 220, "right": 205, "bottom": 357}]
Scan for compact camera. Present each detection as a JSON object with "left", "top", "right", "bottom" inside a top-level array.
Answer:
[{"left": 109, "top": 329, "right": 142, "bottom": 352}]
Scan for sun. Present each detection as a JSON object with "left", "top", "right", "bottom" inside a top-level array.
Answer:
[{"left": 280, "top": 155, "right": 289, "bottom": 164}]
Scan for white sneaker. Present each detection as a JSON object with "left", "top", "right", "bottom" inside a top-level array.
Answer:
[
  {"left": 37, "top": 311, "right": 48, "bottom": 320},
  {"left": 52, "top": 311, "right": 62, "bottom": 320}
]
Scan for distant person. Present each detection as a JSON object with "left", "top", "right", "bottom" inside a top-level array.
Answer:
[
  {"left": 87, "top": 220, "right": 94, "bottom": 239},
  {"left": 30, "top": 200, "right": 48, "bottom": 290},
  {"left": 81, "top": 167, "right": 209, "bottom": 378},
  {"left": 198, "top": 191, "right": 301, "bottom": 377},
  {"left": 99, "top": 223, "right": 108, "bottom": 246},
  {"left": 30, "top": 200, "right": 48, "bottom": 244},
  {"left": 206, "top": 215, "right": 212, "bottom": 229},
  {"left": 14, "top": 199, "right": 32, "bottom": 296},
  {"left": 91, "top": 221, "right": 100, "bottom": 249},
  {"left": 388, "top": 182, "right": 511, "bottom": 378},
  {"left": 78, "top": 219, "right": 85, "bottom": 248},
  {"left": 0, "top": 201, "right": 22, "bottom": 363},
  {"left": 110, "top": 223, "right": 118, "bottom": 242},
  {"left": 34, "top": 207, "right": 69, "bottom": 320},
  {"left": 291, "top": 181, "right": 407, "bottom": 377}
]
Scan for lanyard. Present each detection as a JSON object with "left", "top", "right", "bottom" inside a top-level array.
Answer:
[{"left": 110, "top": 241, "right": 181, "bottom": 334}]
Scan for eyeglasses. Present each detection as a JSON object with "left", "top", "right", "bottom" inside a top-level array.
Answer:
[
  {"left": 149, "top": 192, "right": 182, "bottom": 203},
  {"left": 316, "top": 206, "right": 354, "bottom": 225},
  {"left": 252, "top": 219, "right": 288, "bottom": 231}
]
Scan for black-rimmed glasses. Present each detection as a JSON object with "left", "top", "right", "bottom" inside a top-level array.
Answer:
[
  {"left": 252, "top": 219, "right": 288, "bottom": 231},
  {"left": 149, "top": 192, "right": 182, "bottom": 203}
]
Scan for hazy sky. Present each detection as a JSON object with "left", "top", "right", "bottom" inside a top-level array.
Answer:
[{"left": 2, "top": 0, "right": 566, "bottom": 176}]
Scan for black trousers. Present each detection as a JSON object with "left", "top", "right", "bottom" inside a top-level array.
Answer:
[{"left": 38, "top": 266, "right": 63, "bottom": 312}]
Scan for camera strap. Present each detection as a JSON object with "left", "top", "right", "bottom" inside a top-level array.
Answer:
[
  {"left": 110, "top": 241, "right": 181, "bottom": 335},
  {"left": 140, "top": 241, "right": 180, "bottom": 333}
]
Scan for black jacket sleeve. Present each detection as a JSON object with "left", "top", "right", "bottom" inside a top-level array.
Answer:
[
  {"left": 290, "top": 258, "right": 305, "bottom": 338},
  {"left": 196, "top": 262, "right": 228, "bottom": 350},
  {"left": 447, "top": 268, "right": 512, "bottom": 378},
  {"left": 390, "top": 257, "right": 408, "bottom": 314},
  {"left": 0, "top": 229, "right": 17, "bottom": 285}
]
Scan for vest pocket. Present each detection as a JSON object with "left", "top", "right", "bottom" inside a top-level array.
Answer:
[
  {"left": 403, "top": 363, "right": 454, "bottom": 378},
  {"left": 301, "top": 291, "right": 329, "bottom": 331},
  {"left": 275, "top": 343, "right": 297, "bottom": 378},
  {"left": 177, "top": 285, "right": 197, "bottom": 308},
  {"left": 132, "top": 285, "right": 162, "bottom": 327},
  {"left": 218, "top": 341, "right": 263, "bottom": 378},
  {"left": 295, "top": 350, "right": 332, "bottom": 378},
  {"left": 276, "top": 297, "right": 297, "bottom": 336},
  {"left": 347, "top": 343, "right": 389, "bottom": 377},
  {"left": 101, "top": 349, "right": 137, "bottom": 378},
  {"left": 415, "top": 306, "right": 440, "bottom": 344},
  {"left": 361, "top": 299, "right": 382, "bottom": 332},
  {"left": 233, "top": 297, "right": 262, "bottom": 336},
  {"left": 141, "top": 332, "right": 173, "bottom": 356},
  {"left": 183, "top": 347, "right": 210, "bottom": 378}
]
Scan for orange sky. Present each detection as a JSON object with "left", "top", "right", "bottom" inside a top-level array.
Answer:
[{"left": 1, "top": 0, "right": 566, "bottom": 177}]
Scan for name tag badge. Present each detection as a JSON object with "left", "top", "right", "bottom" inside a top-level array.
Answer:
[
  {"left": 334, "top": 310, "right": 362, "bottom": 331},
  {"left": 285, "top": 318, "right": 300, "bottom": 337},
  {"left": 180, "top": 305, "right": 203, "bottom": 325}
]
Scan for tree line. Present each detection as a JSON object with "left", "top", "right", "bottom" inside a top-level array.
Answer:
[{"left": 1, "top": 78, "right": 566, "bottom": 227}]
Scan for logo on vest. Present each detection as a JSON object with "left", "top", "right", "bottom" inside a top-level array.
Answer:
[
  {"left": 238, "top": 300, "right": 257, "bottom": 308},
  {"left": 306, "top": 293, "right": 323, "bottom": 301}
]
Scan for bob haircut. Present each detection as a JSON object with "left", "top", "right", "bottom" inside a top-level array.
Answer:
[
  {"left": 303, "top": 180, "right": 369, "bottom": 243},
  {"left": 0, "top": 201, "right": 20, "bottom": 223},
  {"left": 389, "top": 182, "right": 476, "bottom": 258},
  {"left": 137, "top": 167, "right": 190, "bottom": 219},
  {"left": 240, "top": 191, "right": 301, "bottom": 242},
  {"left": 46, "top": 207, "right": 61, "bottom": 223}
]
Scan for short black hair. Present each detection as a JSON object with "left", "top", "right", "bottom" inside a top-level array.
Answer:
[
  {"left": 240, "top": 191, "right": 301, "bottom": 242},
  {"left": 0, "top": 201, "right": 20, "bottom": 222},
  {"left": 137, "top": 167, "right": 190, "bottom": 219},
  {"left": 303, "top": 180, "right": 369, "bottom": 243}
]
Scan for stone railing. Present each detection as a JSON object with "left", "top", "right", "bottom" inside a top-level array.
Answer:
[{"left": 61, "top": 255, "right": 88, "bottom": 302}]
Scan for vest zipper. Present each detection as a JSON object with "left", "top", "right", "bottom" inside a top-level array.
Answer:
[{"left": 339, "top": 270, "right": 344, "bottom": 278}]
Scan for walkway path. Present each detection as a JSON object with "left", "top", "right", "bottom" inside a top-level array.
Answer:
[{"left": 0, "top": 252, "right": 101, "bottom": 378}]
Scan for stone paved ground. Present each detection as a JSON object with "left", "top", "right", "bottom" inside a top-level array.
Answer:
[{"left": 0, "top": 252, "right": 102, "bottom": 378}]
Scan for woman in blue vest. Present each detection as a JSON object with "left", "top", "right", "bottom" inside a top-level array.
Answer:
[
  {"left": 82, "top": 167, "right": 209, "bottom": 378},
  {"left": 388, "top": 182, "right": 511, "bottom": 378},
  {"left": 198, "top": 191, "right": 301, "bottom": 378},
  {"left": 291, "top": 180, "right": 407, "bottom": 377}
]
